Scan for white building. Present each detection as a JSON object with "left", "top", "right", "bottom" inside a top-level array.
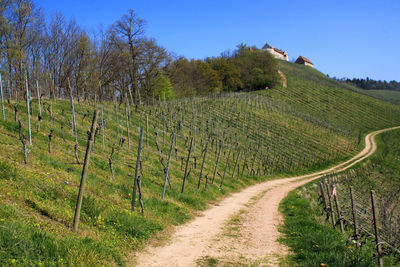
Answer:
[{"left": 262, "top": 43, "right": 289, "bottom": 61}]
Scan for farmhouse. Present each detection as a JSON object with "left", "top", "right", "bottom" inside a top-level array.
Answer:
[
  {"left": 262, "top": 43, "right": 289, "bottom": 61},
  {"left": 295, "top": 56, "right": 314, "bottom": 68}
]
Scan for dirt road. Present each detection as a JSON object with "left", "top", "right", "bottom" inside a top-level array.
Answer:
[{"left": 135, "top": 126, "right": 400, "bottom": 266}]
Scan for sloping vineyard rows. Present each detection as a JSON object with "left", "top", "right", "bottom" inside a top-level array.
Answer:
[
  {"left": 145, "top": 94, "right": 353, "bottom": 178},
  {"left": 1, "top": 71, "right": 400, "bottom": 247},
  {"left": 267, "top": 62, "right": 399, "bottom": 135},
  {"left": 1, "top": 90, "right": 362, "bottom": 199},
  {"left": 1, "top": 86, "right": 399, "bottom": 200}
]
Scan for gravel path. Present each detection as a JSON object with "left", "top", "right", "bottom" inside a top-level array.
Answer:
[{"left": 134, "top": 126, "right": 400, "bottom": 266}]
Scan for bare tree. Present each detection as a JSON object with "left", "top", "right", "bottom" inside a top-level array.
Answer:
[
  {"left": 110, "top": 9, "right": 145, "bottom": 104},
  {"left": 138, "top": 38, "right": 170, "bottom": 100}
]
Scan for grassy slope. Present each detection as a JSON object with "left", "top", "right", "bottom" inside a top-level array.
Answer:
[
  {"left": 353, "top": 88, "right": 400, "bottom": 106},
  {"left": 334, "top": 128, "right": 400, "bottom": 197},
  {"left": 1, "top": 62, "right": 400, "bottom": 266},
  {"left": 268, "top": 62, "right": 399, "bottom": 135},
  {"left": 280, "top": 128, "right": 400, "bottom": 267},
  {"left": 280, "top": 183, "right": 374, "bottom": 267}
]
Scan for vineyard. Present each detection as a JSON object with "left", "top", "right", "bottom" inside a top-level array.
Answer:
[
  {"left": 318, "top": 129, "right": 400, "bottom": 266},
  {"left": 1, "top": 63, "right": 400, "bottom": 265}
]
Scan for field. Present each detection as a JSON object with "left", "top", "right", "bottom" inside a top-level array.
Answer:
[
  {"left": 353, "top": 89, "right": 400, "bottom": 106},
  {"left": 1, "top": 62, "right": 400, "bottom": 265},
  {"left": 281, "top": 128, "right": 400, "bottom": 266}
]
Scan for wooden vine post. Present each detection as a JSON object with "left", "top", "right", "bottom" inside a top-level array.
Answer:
[
  {"left": 48, "top": 129, "right": 54, "bottom": 153},
  {"left": 333, "top": 185, "right": 344, "bottom": 233},
  {"left": 108, "top": 145, "right": 115, "bottom": 180},
  {"left": 327, "top": 183, "right": 336, "bottom": 228},
  {"left": 14, "top": 104, "right": 18, "bottom": 122},
  {"left": 181, "top": 137, "right": 193, "bottom": 193},
  {"left": 232, "top": 149, "right": 240, "bottom": 180},
  {"left": 36, "top": 80, "right": 42, "bottom": 132},
  {"left": 72, "top": 110, "right": 98, "bottom": 232},
  {"left": 371, "top": 190, "right": 383, "bottom": 267},
  {"left": 131, "top": 127, "right": 144, "bottom": 211},
  {"left": 20, "top": 133, "right": 28, "bottom": 164},
  {"left": 350, "top": 187, "right": 360, "bottom": 248},
  {"left": 25, "top": 75, "right": 32, "bottom": 145},
  {"left": 68, "top": 79, "right": 80, "bottom": 164},
  {"left": 145, "top": 114, "right": 149, "bottom": 147},
  {"left": 114, "top": 99, "right": 119, "bottom": 143},
  {"left": 137, "top": 172, "right": 144, "bottom": 216},
  {"left": 101, "top": 103, "right": 105, "bottom": 149},
  {"left": 162, "top": 133, "right": 176, "bottom": 200},
  {"left": 197, "top": 141, "right": 208, "bottom": 189},
  {"left": 220, "top": 144, "right": 232, "bottom": 188},
  {"left": 125, "top": 93, "right": 130, "bottom": 148},
  {"left": 0, "top": 73, "right": 5, "bottom": 120},
  {"left": 212, "top": 141, "right": 222, "bottom": 184},
  {"left": 319, "top": 181, "right": 328, "bottom": 214},
  {"left": 50, "top": 98, "right": 54, "bottom": 127}
]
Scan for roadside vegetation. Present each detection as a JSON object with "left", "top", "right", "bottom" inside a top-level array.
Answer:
[
  {"left": 280, "top": 185, "right": 374, "bottom": 267},
  {"left": 280, "top": 129, "right": 400, "bottom": 267}
]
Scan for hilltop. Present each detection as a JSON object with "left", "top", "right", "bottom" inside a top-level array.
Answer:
[{"left": 1, "top": 62, "right": 400, "bottom": 266}]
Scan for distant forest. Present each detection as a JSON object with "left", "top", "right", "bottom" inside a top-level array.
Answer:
[
  {"left": 335, "top": 77, "right": 400, "bottom": 91},
  {"left": 0, "top": 0, "right": 280, "bottom": 103}
]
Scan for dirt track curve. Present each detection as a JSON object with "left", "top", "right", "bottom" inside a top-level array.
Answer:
[{"left": 134, "top": 126, "right": 400, "bottom": 267}]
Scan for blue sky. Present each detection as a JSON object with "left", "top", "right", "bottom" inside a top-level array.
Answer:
[{"left": 35, "top": 0, "right": 400, "bottom": 81}]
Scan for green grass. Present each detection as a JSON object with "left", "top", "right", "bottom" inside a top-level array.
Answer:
[
  {"left": 0, "top": 203, "right": 123, "bottom": 266},
  {"left": 279, "top": 183, "right": 375, "bottom": 267},
  {"left": 347, "top": 88, "right": 400, "bottom": 106},
  {"left": 280, "top": 129, "right": 400, "bottom": 267},
  {"left": 1, "top": 62, "right": 400, "bottom": 265}
]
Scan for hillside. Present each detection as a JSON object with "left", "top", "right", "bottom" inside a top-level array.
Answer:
[
  {"left": 350, "top": 88, "right": 400, "bottom": 106},
  {"left": 1, "top": 62, "right": 400, "bottom": 266},
  {"left": 280, "top": 128, "right": 400, "bottom": 266}
]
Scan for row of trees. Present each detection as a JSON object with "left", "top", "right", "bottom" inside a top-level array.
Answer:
[
  {"left": 0, "top": 0, "right": 280, "bottom": 103},
  {"left": 337, "top": 77, "right": 400, "bottom": 91}
]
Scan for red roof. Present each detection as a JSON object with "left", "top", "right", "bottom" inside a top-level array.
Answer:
[
  {"left": 272, "top": 47, "right": 287, "bottom": 56},
  {"left": 296, "top": 56, "right": 313, "bottom": 65}
]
